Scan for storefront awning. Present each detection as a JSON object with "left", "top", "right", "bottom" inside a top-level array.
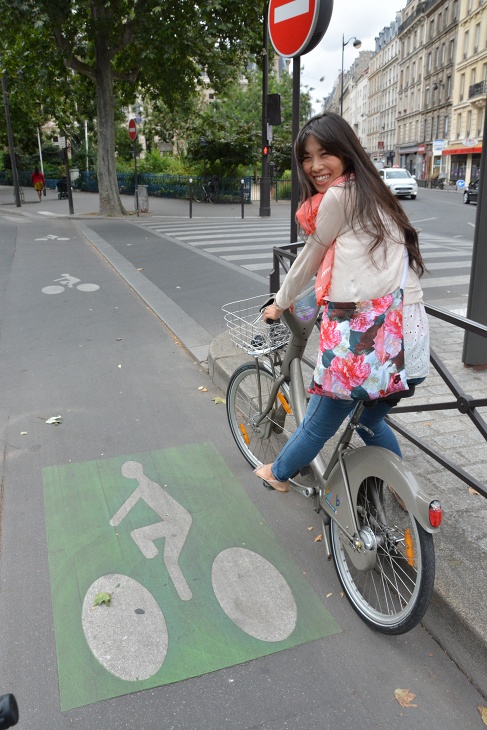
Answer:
[{"left": 442, "top": 146, "right": 482, "bottom": 155}]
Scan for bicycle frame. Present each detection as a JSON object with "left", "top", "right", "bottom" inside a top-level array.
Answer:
[{"left": 251, "top": 290, "right": 440, "bottom": 559}]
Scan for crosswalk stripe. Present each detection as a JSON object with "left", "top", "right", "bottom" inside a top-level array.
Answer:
[{"left": 131, "top": 218, "right": 473, "bottom": 302}]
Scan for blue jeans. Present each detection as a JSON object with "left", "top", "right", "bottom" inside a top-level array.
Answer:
[{"left": 271, "top": 387, "right": 418, "bottom": 482}]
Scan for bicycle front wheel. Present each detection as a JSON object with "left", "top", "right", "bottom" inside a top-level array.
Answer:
[
  {"left": 226, "top": 362, "right": 297, "bottom": 468},
  {"left": 329, "top": 476, "right": 435, "bottom": 635}
]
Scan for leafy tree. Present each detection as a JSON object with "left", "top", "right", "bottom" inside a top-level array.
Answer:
[
  {"left": 183, "top": 68, "right": 312, "bottom": 178},
  {"left": 0, "top": 0, "right": 263, "bottom": 215}
]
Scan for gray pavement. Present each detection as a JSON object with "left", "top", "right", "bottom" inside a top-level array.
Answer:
[{"left": 2, "top": 183, "right": 487, "bottom": 708}]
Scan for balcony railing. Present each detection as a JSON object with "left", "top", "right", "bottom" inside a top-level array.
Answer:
[{"left": 469, "top": 79, "right": 487, "bottom": 98}]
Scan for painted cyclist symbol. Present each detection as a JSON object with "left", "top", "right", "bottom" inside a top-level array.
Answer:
[
  {"left": 81, "top": 461, "right": 298, "bottom": 682},
  {"left": 42, "top": 273, "right": 100, "bottom": 295}
]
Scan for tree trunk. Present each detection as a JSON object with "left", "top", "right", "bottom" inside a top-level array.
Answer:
[{"left": 95, "top": 39, "right": 126, "bottom": 216}]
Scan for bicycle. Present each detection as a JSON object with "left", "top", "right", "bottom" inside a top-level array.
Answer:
[
  {"left": 223, "top": 290, "right": 443, "bottom": 635},
  {"left": 193, "top": 181, "right": 217, "bottom": 204}
]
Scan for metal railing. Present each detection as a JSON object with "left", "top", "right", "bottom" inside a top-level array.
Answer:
[{"left": 270, "top": 242, "right": 487, "bottom": 499}]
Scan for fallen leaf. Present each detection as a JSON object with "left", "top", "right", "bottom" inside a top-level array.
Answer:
[
  {"left": 118, "top": 364, "right": 122, "bottom": 368},
  {"left": 326, "top": 592, "right": 332, "bottom": 598},
  {"left": 394, "top": 689, "right": 417, "bottom": 708},
  {"left": 478, "top": 706, "right": 487, "bottom": 725},
  {"left": 20, "top": 431, "right": 27, "bottom": 436},
  {"left": 212, "top": 396, "right": 226, "bottom": 404},
  {"left": 340, "top": 591, "right": 344, "bottom": 598},
  {"left": 137, "top": 267, "right": 144, "bottom": 271},
  {"left": 314, "top": 534, "right": 322, "bottom": 542},
  {"left": 469, "top": 487, "right": 481, "bottom": 496},
  {"left": 45, "top": 415, "right": 62, "bottom": 425},
  {"left": 93, "top": 591, "right": 111, "bottom": 607},
  {"left": 198, "top": 386, "right": 208, "bottom": 392},
  {"left": 307, "top": 526, "right": 313, "bottom": 531}
]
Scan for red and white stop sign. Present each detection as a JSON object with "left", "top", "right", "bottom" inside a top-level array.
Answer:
[
  {"left": 268, "top": 0, "right": 333, "bottom": 57},
  {"left": 128, "top": 118, "right": 137, "bottom": 141}
]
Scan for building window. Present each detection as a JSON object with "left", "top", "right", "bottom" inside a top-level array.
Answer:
[
  {"left": 430, "top": 19, "right": 435, "bottom": 40},
  {"left": 453, "top": 0, "right": 458, "bottom": 20},
  {"left": 460, "top": 73, "right": 465, "bottom": 100},
  {"left": 447, "top": 75, "right": 452, "bottom": 98},
  {"left": 464, "top": 31, "right": 469, "bottom": 59},
  {"left": 467, "top": 110, "right": 472, "bottom": 136},
  {"left": 457, "top": 112, "right": 462, "bottom": 138},
  {"left": 478, "top": 108, "right": 484, "bottom": 136},
  {"left": 445, "top": 115, "right": 449, "bottom": 136},
  {"left": 474, "top": 23, "right": 480, "bottom": 53},
  {"left": 450, "top": 38, "right": 455, "bottom": 62}
]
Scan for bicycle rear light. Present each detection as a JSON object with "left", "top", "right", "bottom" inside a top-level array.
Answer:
[{"left": 428, "top": 500, "right": 443, "bottom": 528}]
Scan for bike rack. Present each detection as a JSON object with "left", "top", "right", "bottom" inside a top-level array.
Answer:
[{"left": 270, "top": 243, "right": 487, "bottom": 500}]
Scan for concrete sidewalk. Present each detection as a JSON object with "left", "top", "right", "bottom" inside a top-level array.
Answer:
[{"left": 2, "top": 183, "right": 487, "bottom": 698}]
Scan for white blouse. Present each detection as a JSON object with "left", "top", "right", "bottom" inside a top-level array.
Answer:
[{"left": 275, "top": 184, "right": 430, "bottom": 379}]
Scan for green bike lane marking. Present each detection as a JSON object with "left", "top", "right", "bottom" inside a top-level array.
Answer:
[{"left": 43, "top": 442, "right": 341, "bottom": 711}]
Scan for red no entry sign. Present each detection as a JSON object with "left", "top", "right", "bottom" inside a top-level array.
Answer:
[
  {"left": 268, "top": 0, "right": 333, "bottom": 57},
  {"left": 128, "top": 118, "right": 137, "bottom": 141}
]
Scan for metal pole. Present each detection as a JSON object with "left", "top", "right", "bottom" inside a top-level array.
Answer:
[
  {"left": 189, "top": 178, "right": 193, "bottom": 219},
  {"left": 62, "top": 133, "right": 74, "bottom": 215},
  {"left": 462, "top": 107, "right": 487, "bottom": 367},
  {"left": 133, "top": 139, "right": 139, "bottom": 217},
  {"left": 290, "top": 56, "right": 300, "bottom": 244},
  {"left": 241, "top": 178, "right": 245, "bottom": 218},
  {"left": 259, "top": 1, "right": 271, "bottom": 217},
  {"left": 1, "top": 73, "right": 21, "bottom": 207},
  {"left": 37, "top": 127, "right": 44, "bottom": 175}
]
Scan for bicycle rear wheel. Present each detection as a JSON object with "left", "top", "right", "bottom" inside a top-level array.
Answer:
[
  {"left": 226, "top": 362, "right": 297, "bottom": 468},
  {"left": 193, "top": 187, "right": 204, "bottom": 203},
  {"left": 329, "top": 476, "right": 435, "bottom": 635}
]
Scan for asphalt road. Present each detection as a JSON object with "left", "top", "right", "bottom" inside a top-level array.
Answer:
[{"left": 0, "top": 204, "right": 484, "bottom": 729}]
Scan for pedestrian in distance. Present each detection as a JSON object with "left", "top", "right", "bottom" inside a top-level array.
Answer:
[
  {"left": 31, "top": 165, "right": 45, "bottom": 202},
  {"left": 255, "top": 111, "right": 430, "bottom": 492}
]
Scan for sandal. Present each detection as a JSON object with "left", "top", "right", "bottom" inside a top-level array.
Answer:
[{"left": 253, "top": 465, "right": 290, "bottom": 493}]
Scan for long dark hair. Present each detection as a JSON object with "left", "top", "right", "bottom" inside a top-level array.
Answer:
[{"left": 294, "top": 112, "right": 425, "bottom": 276}]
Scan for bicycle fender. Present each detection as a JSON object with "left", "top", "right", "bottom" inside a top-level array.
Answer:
[{"left": 326, "top": 446, "right": 439, "bottom": 534}]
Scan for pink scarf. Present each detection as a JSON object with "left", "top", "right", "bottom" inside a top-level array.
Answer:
[{"left": 295, "top": 174, "right": 352, "bottom": 304}]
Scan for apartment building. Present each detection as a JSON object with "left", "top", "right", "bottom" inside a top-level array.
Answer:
[
  {"left": 422, "top": 0, "right": 458, "bottom": 180},
  {"left": 324, "top": 0, "right": 486, "bottom": 184},
  {"left": 368, "top": 15, "right": 402, "bottom": 167},
  {"left": 443, "top": 0, "right": 486, "bottom": 182},
  {"left": 396, "top": 0, "right": 429, "bottom": 177}
]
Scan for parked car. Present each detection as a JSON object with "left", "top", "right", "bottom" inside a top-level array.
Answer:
[
  {"left": 463, "top": 179, "right": 479, "bottom": 204},
  {"left": 379, "top": 168, "right": 418, "bottom": 200}
]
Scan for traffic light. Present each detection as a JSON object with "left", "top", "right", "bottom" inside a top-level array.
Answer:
[
  {"left": 267, "top": 93, "right": 282, "bottom": 126},
  {"left": 263, "top": 145, "right": 269, "bottom": 157}
]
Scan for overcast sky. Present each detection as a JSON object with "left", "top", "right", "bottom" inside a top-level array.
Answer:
[{"left": 298, "top": 1, "right": 406, "bottom": 111}]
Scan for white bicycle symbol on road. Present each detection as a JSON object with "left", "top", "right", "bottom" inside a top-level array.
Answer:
[
  {"left": 81, "top": 461, "right": 298, "bottom": 682},
  {"left": 42, "top": 273, "right": 100, "bottom": 295}
]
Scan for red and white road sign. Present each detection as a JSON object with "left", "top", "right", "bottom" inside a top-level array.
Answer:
[
  {"left": 268, "top": 0, "right": 333, "bottom": 57},
  {"left": 128, "top": 118, "right": 137, "bottom": 141}
]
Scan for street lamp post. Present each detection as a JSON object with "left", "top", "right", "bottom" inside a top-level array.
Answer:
[{"left": 340, "top": 34, "right": 361, "bottom": 117}]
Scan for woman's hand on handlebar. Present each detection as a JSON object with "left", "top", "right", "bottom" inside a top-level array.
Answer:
[{"left": 263, "top": 301, "right": 294, "bottom": 324}]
